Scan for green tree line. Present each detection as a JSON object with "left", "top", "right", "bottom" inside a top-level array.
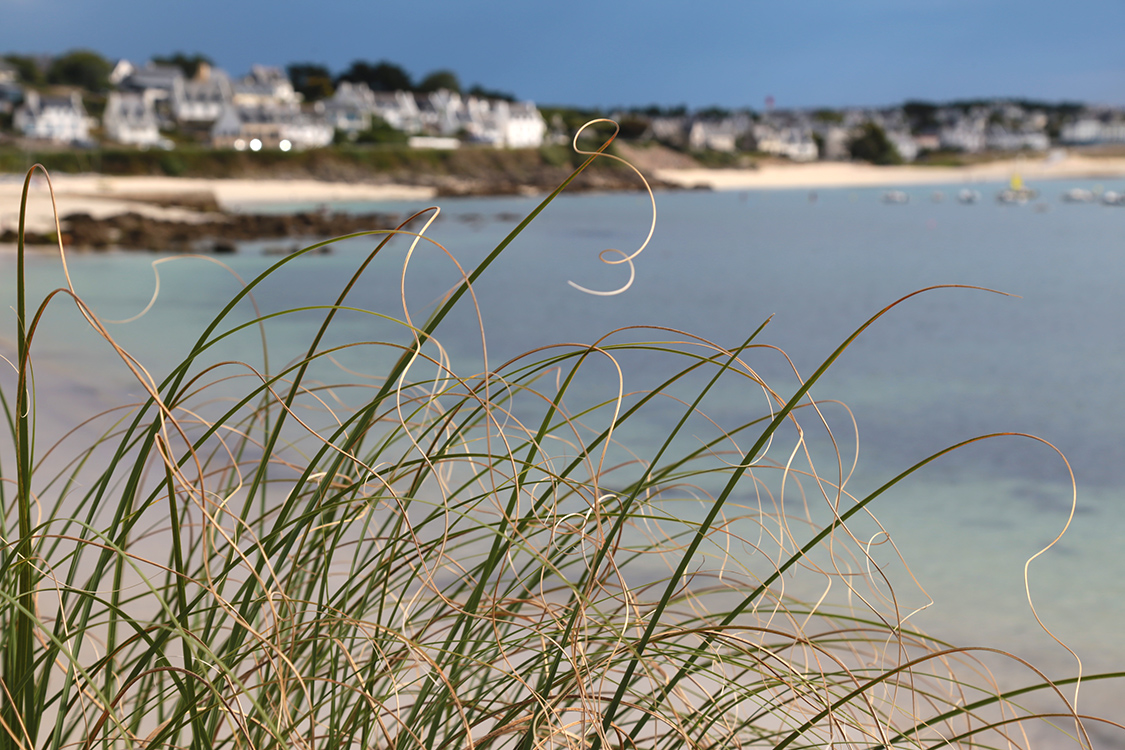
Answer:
[{"left": 2, "top": 49, "right": 517, "bottom": 105}]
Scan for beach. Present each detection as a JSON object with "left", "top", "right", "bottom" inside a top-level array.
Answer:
[
  {"left": 4, "top": 151, "right": 1125, "bottom": 244},
  {"left": 655, "top": 152, "right": 1125, "bottom": 190},
  {"left": 0, "top": 174, "right": 438, "bottom": 238}
]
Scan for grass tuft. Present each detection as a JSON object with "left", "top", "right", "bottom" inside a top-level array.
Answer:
[{"left": 1, "top": 124, "right": 1122, "bottom": 750}]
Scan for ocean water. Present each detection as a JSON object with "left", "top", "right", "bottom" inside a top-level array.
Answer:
[{"left": 4, "top": 179, "right": 1125, "bottom": 717}]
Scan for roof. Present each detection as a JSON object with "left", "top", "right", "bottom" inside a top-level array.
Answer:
[
  {"left": 123, "top": 64, "right": 183, "bottom": 91},
  {"left": 106, "top": 91, "right": 155, "bottom": 123}
]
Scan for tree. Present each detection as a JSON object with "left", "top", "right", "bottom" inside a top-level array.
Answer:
[
  {"left": 417, "top": 69, "right": 460, "bottom": 94},
  {"left": 696, "top": 105, "right": 730, "bottom": 121},
  {"left": 3, "top": 54, "right": 45, "bottom": 86},
  {"left": 337, "top": 60, "right": 412, "bottom": 92},
  {"left": 847, "top": 122, "right": 901, "bottom": 165},
  {"left": 152, "top": 52, "right": 213, "bottom": 79},
  {"left": 47, "top": 49, "right": 111, "bottom": 91},
  {"left": 616, "top": 116, "right": 649, "bottom": 140},
  {"left": 812, "top": 131, "right": 825, "bottom": 158},
  {"left": 902, "top": 100, "right": 938, "bottom": 134},
  {"left": 467, "top": 84, "right": 514, "bottom": 102},
  {"left": 287, "top": 62, "right": 334, "bottom": 101},
  {"left": 812, "top": 108, "right": 843, "bottom": 124}
]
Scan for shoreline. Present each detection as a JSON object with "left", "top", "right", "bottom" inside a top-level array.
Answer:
[
  {"left": 0, "top": 175, "right": 438, "bottom": 237},
  {"left": 655, "top": 153, "right": 1125, "bottom": 191},
  {"left": 4, "top": 151, "right": 1125, "bottom": 247}
]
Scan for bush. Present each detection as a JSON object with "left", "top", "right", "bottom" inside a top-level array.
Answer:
[
  {"left": 690, "top": 148, "right": 742, "bottom": 168},
  {"left": 353, "top": 116, "right": 409, "bottom": 145},
  {"left": 848, "top": 121, "right": 902, "bottom": 165},
  {"left": 46, "top": 49, "right": 112, "bottom": 92},
  {"left": 538, "top": 144, "right": 573, "bottom": 167},
  {"left": 158, "top": 152, "right": 187, "bottom": 176},
  {"left": 1, "top": 146, "right": 1119, "bottom": 749}
]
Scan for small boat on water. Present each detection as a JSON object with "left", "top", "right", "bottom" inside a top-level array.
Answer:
[
  {"left": 1102, "top": 190, "right": 1124, "bottom": 206},
  {"left": 957, "top": 189, "right": 981, "bottom": 204},
  {"left": 882, "top": 190, "right": 909, "bottom": 204},
  {"left": 997, "top": 173, "right": 1038, "bottom": 204},
  {"left": 1062, "top": 188, "right": 1095, "bottom": 203}
]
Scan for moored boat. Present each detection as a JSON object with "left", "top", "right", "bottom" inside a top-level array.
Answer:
[
  {"left": 997, "top": 173, "right": 1037, "bottom": 204},
  {"left": 1062, "top": 188, "right": 1094, "bottom": 203}
]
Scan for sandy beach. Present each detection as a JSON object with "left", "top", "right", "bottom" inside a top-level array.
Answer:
[
  {"left": 655, "top": 152, "right": 1125, "bottom": 191},
  {"left": 0, "top": 174, "right": 438, "bottom": 237}
]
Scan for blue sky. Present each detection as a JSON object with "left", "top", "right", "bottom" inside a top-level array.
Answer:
[{"left": 3, "top": 0, "right": 1123, "bottom": 109}]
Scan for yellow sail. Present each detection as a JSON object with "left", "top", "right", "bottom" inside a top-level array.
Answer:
[{"left": 1010, "top": 173, "right": 1024, "bottom": 191}]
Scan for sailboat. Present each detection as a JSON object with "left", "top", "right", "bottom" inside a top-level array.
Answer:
[{"left": 997, "top": 172, "right": 1038, "bottom": 204}]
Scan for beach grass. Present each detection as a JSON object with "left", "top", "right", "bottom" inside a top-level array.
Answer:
[{"left": 2, "top": 123, "right": 1122, "bottom": 750}]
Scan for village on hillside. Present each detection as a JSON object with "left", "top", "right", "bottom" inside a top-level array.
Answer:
[
  {"left": 1, "top": 50, "right": 1125, "bottom": 162},
  {"left": 0, "top": 56, "right": 549, "bottom": 152}
]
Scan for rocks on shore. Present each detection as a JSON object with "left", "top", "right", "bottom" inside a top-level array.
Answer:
[
  {"left": 3, "top": 208, "right": 403, "bottom": 252},
  {"left": 429, "top": 168, "right": 670, "bottom": 197}
]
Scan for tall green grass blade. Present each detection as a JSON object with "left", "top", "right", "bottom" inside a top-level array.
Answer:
[{"left": 1, "top": 131, "right": 1119, "bottom": 750}]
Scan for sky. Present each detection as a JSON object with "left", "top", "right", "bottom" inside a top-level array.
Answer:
[{"left": 2, "top": 0, "right": 1124, "bottom": 110}]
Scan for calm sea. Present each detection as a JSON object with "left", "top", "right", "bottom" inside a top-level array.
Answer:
[{"left": 4, "top": 179, "right": 1125, "bottom": 713}]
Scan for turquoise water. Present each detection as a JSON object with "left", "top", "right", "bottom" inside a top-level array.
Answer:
[{"left": 4, "top": 181, "right": 1125, "bottom": 712}]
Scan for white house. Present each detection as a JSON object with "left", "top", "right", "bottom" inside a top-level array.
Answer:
[
  {"left": 281, "top": 109, "right": 334, "bottom": 149},
  {"left": 412, "top": 90, "right": 546, "bottom": 147},
  {"left": 211, "top": 103, "right": 333, "bottom": 150},
  {"left": 886, "top": 131, "right": 920, "bottom": 161},
  {"left": 108, "top": 59, "right": 135, "bottom": 86},
  {"left": 13, "top": 91, "right": 90, "bottom": 143},
  {"left": 939, "top": 124, "right": 985, "bottom": 153},
  {"left": 0, "top": 62, "right": 20, "bottom": 116},
  {"left": 372, "top": 90, "right": 422, "bottom": 133},
  {"left": 499, "top": 101, "right": 546, "bottom": 148},
  {"left": 232, "top": 65, "right": 300, "bottom": 108},
  {"left": 753, "top": 124, "right": 818, "bottom": 161},
  {"left": 688, "top": 120, "right": 737, "bottom": 152},
  {"left": 1060, "top": 118, "right": 1125, "bottom": 145},
  {"left": 415, "top": 89, "right": 459, "bottom": 135},
  {"left": 116, "top": 62, "right": 182, "bottom": 100},
  {"left": 172, "top": 64, "right": 233, "bottom": 124},
  {"left": 322, "top": 81, "right": 373, "bottom": 133},
  {"left": 985, "top": 127, "right": 1049, "bottom": 152},
  {"left": 103, "top": 91, "right": 163, "bottom": 146},
  {"left": 322, "top": 83, "right": 544, "bottom": 147},
  {"left": 648, "top": 116, "right": 689, "bottom": 148},
  {"left": 462, "top": 97, "right": 546, "bottom": 148},
  {"left": 323, "top": 83, "right": 422, "bottom": 135}
]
